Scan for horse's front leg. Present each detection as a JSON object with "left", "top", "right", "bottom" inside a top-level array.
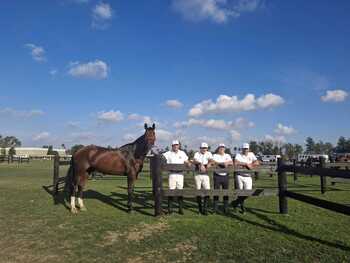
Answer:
[{"left": 127, "top": 175, "right": 135, "bottom": 213}]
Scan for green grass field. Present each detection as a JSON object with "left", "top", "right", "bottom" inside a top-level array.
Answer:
[{"left": 0, "top": 161, "right": 349, "bottom": 263}]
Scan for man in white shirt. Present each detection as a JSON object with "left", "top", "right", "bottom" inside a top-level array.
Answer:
[
  {"left": 212, "top": 143, "right": 233, "bottom": 214},
  {"left": 193, "top": 142, "right": 212, "bottom": 215},
  {"left": 233, "top": 143, "right": 260, "bottom": 213},
  {"left": 163, "top": 140, "right": 189, "bottom": 215}
]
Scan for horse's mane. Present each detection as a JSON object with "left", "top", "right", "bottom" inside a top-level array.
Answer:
[{"left": 119, "top": 133, "right": 150, "bottom": 159}]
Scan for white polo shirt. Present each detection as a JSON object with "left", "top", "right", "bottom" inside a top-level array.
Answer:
[
  {"left": 213, "top": 153, "right": 232, "bottom": 176},
  {"left": 235, "top": 152, "right": 257, "bottom": 164},
  {"left": 235, "top": 152, "right": 257, "bottom": 177},
  {"left": 163, "top": 150, "right": 188, "bottom": 164},
  {"left": 194, "top": 151, "right": 213, "bottom": 165}
]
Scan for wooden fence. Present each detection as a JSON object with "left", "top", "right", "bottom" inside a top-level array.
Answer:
[
  {"left": 150, "top": 154, "right": 277, "bottom": 217},
  {"left": 277, "top": 157, "right": 350, "bottom": 216},
  {"left": 52, "top": 155, "right": 71, "bottom": 195}
]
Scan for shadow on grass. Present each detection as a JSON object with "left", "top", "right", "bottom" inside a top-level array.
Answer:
[
  {"left": 42, "top": 185, "right": 70, "bottom": 211},
  {"left": 226, "top": 207, "right": 350, "bottom": 252}
]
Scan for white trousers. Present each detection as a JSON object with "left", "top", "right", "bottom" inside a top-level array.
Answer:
[
  {"left": 169, "top": 174, "right": 184, "bottom": 190},
  {"left": 194, "top": 174, "right": 210, "bottom": 190},
  {"left": 237, "top": 175, "right": 253, "bottom": 190}
]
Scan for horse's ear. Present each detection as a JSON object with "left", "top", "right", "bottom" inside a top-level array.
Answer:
[
  {"left": 144, "top": 123, "right": 148, "bottom": 130},
  {"left": 152, "top": 123, "right": 155, "bottom": 129}
]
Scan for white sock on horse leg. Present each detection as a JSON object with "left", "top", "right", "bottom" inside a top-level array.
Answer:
[
  {"left": 70, "top": 196, "right": 76, "bottom": 209},
  {"left": 78, "top": 197, "right": 84, "bottom": 208}
]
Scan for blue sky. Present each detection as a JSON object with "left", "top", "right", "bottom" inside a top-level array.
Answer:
[{"left": 0, "top": 0, "right": 349, "bottom": 149}]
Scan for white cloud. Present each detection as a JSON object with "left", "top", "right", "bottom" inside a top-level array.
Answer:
[
  {"left": 165, "top": 99, "right": 183, "bottom": 109},
  {"left": 230, "top": 130, "right": 241, "bottom": 141},
  {"left": 274, "top": 123, "right": 296, "bottom": 136},
  {"left": 234, "top": 117, "right": 255, "bottom": 128},
  {"left": 33, "top": 132, "right": 50, "bottom": 141},
  {"left": 25, "top": 43, "right": 46, "bottom": 62},
  {"left": 321, "top": 89, "right": 348, "bottom": 102},
  {"left": 127, "top": 113, "right": 152, "bottom": 124},
  {"left": 0, "top": 108, "right": 44, "bottom": 118},
  {"left": 122, "top": 133, "right": 137, "bottom": 142},
  {"left": 175, "top": 117, "right": 254, "bottom": 130},
  {"left": 264, "top": 134, "right": 286, "bottom": 143},
  {"left": 256, "top": 93, "right": 285, "bottom": 109},
  {"left": 172, "top": 0, "right": 262, "bottom": 24},
  {"left": 70, "top": 132, "right": 96, "bottom": 141},
  {"left": 49, "top": 69, "right": 58, "bottom": 76},
  {"left": 156, "top": 129, "right": 173, "bottom": 141},
  {"left": 188, "top": 93, "right": 284, "bottom": 117},
  {"left": 97, "top": 110, "right": 124, "bottom": 123},
  {"left": 68, "top": 60, "right": 108, "bottom": 79},
  {"left": 92, "top": 2, "right": 113, "bottom": 29},
  {"left": 235, "top": 0, "right": 261, "bottom": 12}
]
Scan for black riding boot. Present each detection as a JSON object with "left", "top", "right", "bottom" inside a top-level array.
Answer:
[
  {"left": 203, "top": 196, "right": 209, "bottom": 215},
  {"left": 178, "top": 196, "right": 184, "bottom": 215},
  {"left": 168, "top": 197, "right": 173, "bottom": 214},
  {"left": 236, "top": 196, "right": 247, "bottom": 214},
  {"left": 223, "top": 197, "right": 229, "bottom": 214},
  {"left": 213, "top": 196, "right": 219, "bottom": 213},
  {"left": 197, "top": 196, "right": 203, "bottom": 214}
]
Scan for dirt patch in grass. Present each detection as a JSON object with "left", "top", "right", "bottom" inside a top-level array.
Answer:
[
  {"left": 126, "top": 219, "right": 169, "bottom": 242},
  {"left": 99, "top": 218, "right": 170, "bottom": 247},
  {"left": 126, "top": 240, "right": 198, "bottom": 263}
]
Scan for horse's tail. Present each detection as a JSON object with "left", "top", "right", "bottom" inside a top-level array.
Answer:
[{"left": 64, "top": 157, "right": 76, "bottom": 199}]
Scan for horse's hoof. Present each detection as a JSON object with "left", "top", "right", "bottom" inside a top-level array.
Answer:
[{"left": 71, "top": 207, "right": 78, "bottom": 214}]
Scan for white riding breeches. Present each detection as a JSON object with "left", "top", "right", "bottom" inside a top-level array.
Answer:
[
  {"left": 194, "top": 174, "right": 210, "bottom": 190},
  {"left": 169, "top": 174, "right": 184, "bottom": 190},
  {"left": 237, "top": 175, "right": 253, "bottom": 190}
]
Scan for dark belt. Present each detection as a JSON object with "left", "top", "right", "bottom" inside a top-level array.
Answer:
[{"left": 169, "top": 170, "right": 183, "bottom": 173}]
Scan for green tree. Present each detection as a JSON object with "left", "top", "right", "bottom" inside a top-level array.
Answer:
[
  {"left": 305, "top": 137, "right": 315, "bottom": 154},
  {"left": 336, "top": 136, "right": 348, "bottom": 153},
  {"left": 0, "top": 136, "right": 21, "bottom": 148},
  {"left": 8, "top": 147, "right": 16, "bottom": 156},
  {"left": 249, "top": 141, "right": 259, "bottom": 154}
]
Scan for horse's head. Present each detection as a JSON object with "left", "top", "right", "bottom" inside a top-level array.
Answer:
[{"left": 144, "top": 123, "right": 156, "bottom": 146}]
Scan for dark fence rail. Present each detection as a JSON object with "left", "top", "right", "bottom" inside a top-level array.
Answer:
[{"left": 277, "top": 157, "right": 350, "bottom": 216}]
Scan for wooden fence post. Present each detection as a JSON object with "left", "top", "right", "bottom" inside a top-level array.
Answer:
[
  {"left": 150, "top": 154, "right": 163, "bottom": 216},
  {"left": 277, "top": 157, "right": 288, "bottom": 214},
  {"left": 53, "top": 155, "right": 60, "bottom": 195},
  {"left": 319, "top": 156, "right": 326, "bottom": 194},
  {"left": 293, "top": 159, "right": 297, "bottom": 182}
]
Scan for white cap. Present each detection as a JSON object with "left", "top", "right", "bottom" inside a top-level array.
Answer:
[
  {"left": 218, "top": 143, "right": 226, "bottom": 148},
  {"left": 200, "top": 142, "right": 208, "bottom": 148},
  {"left": 242, "top": 143, "right": 250, "bottom": 149},
  {"left": 172, "top": 140, "right": 180, "bottom": 145}
]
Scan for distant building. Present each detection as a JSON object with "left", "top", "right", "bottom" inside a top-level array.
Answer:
[{"left": 3, "top": 147, "right": 70, "bottom": 159}]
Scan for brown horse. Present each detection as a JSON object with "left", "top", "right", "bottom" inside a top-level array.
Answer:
[{"left": 65, "top": 123, "right": 156, "bottom": 213}]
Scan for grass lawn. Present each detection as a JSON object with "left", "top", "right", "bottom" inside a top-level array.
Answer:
[{"left": 0, "top": 160, "right": 349, "bottom": 263}]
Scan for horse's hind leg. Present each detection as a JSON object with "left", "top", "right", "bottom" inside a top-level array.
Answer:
[
  {"left": 127, "top": 176, "right": 135, "bottom": 213},
  {"left": 77, "top": 185, "right": 87, "bottom": 212},
  {"left": 77, "top": 173, "right": 88, "bottom": 212}
]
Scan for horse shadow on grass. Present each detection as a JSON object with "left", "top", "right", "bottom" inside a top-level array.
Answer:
[
  {"left": 226, "top": 206, "right": 350, "bottom": 252},
  {"left": 42, "top": 185, "right": 70, "bottom": 210},
  {"left": 42, "top": 184, "right": 158, "bottom": 216}
]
